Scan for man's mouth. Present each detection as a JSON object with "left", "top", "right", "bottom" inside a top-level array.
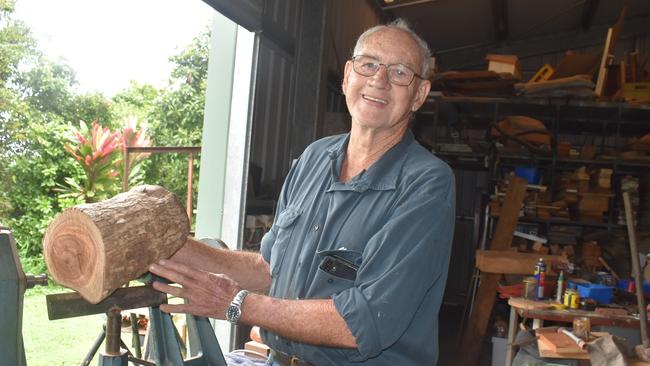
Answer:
[{"left": 362, "top": 94, "right": 388, "bottom": 105}]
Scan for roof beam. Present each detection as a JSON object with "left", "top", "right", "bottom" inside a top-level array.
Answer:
[
  {"left": 370, "top": 0, "right": 396, "bottom": 22},
  {"left": 491, "top": 0, "right": 509, "bottom": 42},
  {"left": 581, "top": 0, "right": 600, "bottom": 31},
  {"left": 440, "top": 12, "right": 650, "bottom": 70}
]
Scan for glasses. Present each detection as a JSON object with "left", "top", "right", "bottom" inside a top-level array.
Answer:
[{"left": 351, "top": 55, "right": 423, "bottom": 86}]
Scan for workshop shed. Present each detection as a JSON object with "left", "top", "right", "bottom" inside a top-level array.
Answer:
[{"left": 190, "top": 0, "right": 650, "bottom": 364}]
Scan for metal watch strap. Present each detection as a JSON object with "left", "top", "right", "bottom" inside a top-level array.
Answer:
[
  {"left": 232, "top": 289, "right": 249, "bottom": 307},
  {"left": 227, "top": 289, "right": 249, "bottom": 324}
]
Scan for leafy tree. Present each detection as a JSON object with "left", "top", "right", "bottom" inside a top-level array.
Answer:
[
  {"left": 145, "top": 29, "right": 210, "bottom": 203},
  {"left": 0, "top": 4, "right": 209, "bottom": 273},
  {"left": 0, "top": 2, "right": 104, "bottom": 272}
]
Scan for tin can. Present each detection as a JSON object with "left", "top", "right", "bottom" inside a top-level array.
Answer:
[
  {"left": 523, "top": 277, "right": 537, "bottom": 299},
  {"left": 563, "top": 289, "right": 580, "bottom": 309},
  {"left": 570, "top": 291, "right": 580, "bottom": 309},
  {"left": 533, "top": 258, "right": 546, "bottom": 299},
  {"left": 563, "top": 289, "right": 574, "bottom": 307},
  {"left": 573, "top": 317, "right": 591, "bottom": 340}
]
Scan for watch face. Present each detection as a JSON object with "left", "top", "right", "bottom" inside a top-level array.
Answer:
[{"left": 227, "top": 304, "right": 241, "bottom": 323}]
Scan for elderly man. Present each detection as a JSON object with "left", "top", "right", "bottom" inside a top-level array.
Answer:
[{"left": 150, "top": 19, "right": 455, "bottom": 365}]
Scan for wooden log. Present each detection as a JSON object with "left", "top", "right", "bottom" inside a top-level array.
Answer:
[{"left": 43, "top": 185, "right": 189, "bottom": 304}]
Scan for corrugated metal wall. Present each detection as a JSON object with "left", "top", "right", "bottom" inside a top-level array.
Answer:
[
  {"left": 249, "top": 0, "right": 380, "bottom": 198},
  {"left": 317, "top": 0, "right": 381, "bottom": 139},
  {"left": 248, "top": 0, "right": 300, "bottom": 198}
]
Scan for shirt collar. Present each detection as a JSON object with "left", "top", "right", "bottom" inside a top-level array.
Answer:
[{"left": 326, "top": 129, "right": 415, "bottom": 192}]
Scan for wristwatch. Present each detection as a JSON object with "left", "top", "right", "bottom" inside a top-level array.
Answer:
[{"left": 226, "top": 290, "right": 249, "bottom": 324}]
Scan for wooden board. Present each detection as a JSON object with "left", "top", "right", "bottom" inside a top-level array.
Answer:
[
  {"left": 508, "top": 297, "right": 555, "bottom": 311},
  {"left": 537, "top": 328, "right": 607, "bottom": 359},
  {"left": 475, "top": 250, "right": 568, "bottom": 275},
  {"left": 459, "top": 176, "right": 528, "bottom": 366}
]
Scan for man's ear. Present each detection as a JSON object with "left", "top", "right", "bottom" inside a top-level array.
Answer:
[
  {"left": 342, "top": 60, "right": 352, "bottom": 95},
  {"left": 411, "top": 79, "right": 431, "bottom": 112}
]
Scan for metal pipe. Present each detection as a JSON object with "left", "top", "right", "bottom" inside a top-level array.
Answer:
[
  {"left": 558, "top": 327, "right": 586, "bottom": 349},
  {"left": 105, "top": 308, "right": 122, "bottom": 356},
  {"left": 186, "top": 153, "right": 194, "bottom": 221},
  {"left": 382, "top": 0, "right": 436, "bottom": 10},
  {"left": 130, "top": 313, "right": 142, "bottom": 358},
  {"left": 80, "top": 328, "right": 105, "bottom": 366},
  {"left": 624, "top": 190, "right": 650, "bottom": 348}
]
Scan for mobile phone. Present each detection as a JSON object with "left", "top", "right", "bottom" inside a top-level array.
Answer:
[{"left": 319, "top": 255, "right": 358, "bottom": 281}]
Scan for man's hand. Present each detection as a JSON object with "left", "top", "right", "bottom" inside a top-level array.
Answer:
[{"left": 149, "top": 259, "right": 240, "bottom": 319}]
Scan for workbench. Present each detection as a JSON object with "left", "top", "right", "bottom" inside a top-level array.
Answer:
[{"left": 505, "top": 297, "right": 641, "bottom": 366}]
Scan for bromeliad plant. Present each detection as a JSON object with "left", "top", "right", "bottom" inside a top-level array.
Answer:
[
  {"left": 60, "top": 118, "right": 151, "bottom": 203},
  {"left": 120, "top": 116, "right": 152, "bottom": 185}
]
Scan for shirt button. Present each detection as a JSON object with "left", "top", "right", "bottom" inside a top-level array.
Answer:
[
  {"left": 313, "top": 224, "right": 319, "bottom": 231},
  {"left": 327, "top": 278, "right": 333, "bottom": 284}
]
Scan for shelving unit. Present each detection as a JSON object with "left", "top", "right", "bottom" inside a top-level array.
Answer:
[{"left": 425, "top": 94, "right": 650, "bottom": 234}]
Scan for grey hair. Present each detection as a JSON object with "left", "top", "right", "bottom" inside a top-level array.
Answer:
[{"left": 352, "top": 18, "right": 433, "bottom": 79}]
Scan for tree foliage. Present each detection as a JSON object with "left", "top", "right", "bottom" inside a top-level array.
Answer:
[
  {"left": 0, "top": 4, "right": 210, "bottom": 273},
  {"left": 145, "top": 28, "right": 209, "bottom": 204}
]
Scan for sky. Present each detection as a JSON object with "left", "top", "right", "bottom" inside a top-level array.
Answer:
[{"left": 14, "top": 0, "right": 215, "bottom": 97}]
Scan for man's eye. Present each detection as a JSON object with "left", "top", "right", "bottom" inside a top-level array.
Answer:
[
  {"left": 393, "top": 67, "right": 410, "bottom": 77},
  {"left": 363, "top": 62, "right": 379, "bottom": 70}
]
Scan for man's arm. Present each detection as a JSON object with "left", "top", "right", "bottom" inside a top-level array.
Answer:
[
  {"left": 243, "top": 294, "right": 357, "bottom": 348},
  {"left": 170, "top": 237, "right": 271, "bottom": 293},
  {"left": 149, "top": 259, "right": 357, "bottom": 349}
]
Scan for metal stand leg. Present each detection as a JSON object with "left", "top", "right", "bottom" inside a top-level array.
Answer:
[
  {"left": 148, "top": 307, "right": 227, "bottom": 366},
  {"left": 98, "top": 308, "right": 128, "bottom": 366},
  {"left": 505, "top": 305, "right": 517, "bottom": 366},
  {"left": 80, "top": 328, "right": 106, "bottom": 366},
  {"left": 130, "top": 312, "right": 143, "bottom": 358}
]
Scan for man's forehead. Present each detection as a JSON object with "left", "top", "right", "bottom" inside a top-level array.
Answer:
[{"left": 359, "top": 29, "right": 421, "bottom": 68}]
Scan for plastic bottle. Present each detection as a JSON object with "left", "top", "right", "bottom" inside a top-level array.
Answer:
[
  {"left": 555, "top": 271, "right": 564, "bottom": 303},
  {"left": 534, "top": 258, "right": 546, "bottom": 299}
]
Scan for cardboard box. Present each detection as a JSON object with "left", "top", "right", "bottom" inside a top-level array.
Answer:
[
  {"left": 486, "top": 54, "right": 521, "bottom": 80},
  {"left": 245, "top": 340, "right": 270, "bottom": 357}
]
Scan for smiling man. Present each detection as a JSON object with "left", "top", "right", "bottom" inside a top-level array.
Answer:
[{"left": 150, "top": 19, "right": 455, "bottom": 365}]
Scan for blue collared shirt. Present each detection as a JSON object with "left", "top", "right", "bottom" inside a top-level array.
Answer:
[{"left": 260, "top": 129, "right": 455, "bottom": 365}]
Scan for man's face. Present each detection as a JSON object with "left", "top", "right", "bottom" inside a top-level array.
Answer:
[{"left": 342, "top": 28, "right": 431, "bottom": 134}]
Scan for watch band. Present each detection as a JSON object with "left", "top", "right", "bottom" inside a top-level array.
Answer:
[{"left": 226, "top": 289, "right": 249, "bottom": 324}]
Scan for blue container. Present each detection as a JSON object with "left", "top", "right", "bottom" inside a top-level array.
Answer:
[
  {"left": 576, "top": 283, "right": 613, "bottom": 304},
  {"left": 514, "top": 167, "right": 540, "bottom": 184},
  {"left": 617, "top": 279, "right": 650, "bottom": 294}
]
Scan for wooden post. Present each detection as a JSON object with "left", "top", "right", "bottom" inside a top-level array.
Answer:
[
  {"left": 186, "top": 153, "right": 194, "bottom": 221},
  {"left": 459, "top": 176, "right": 528, "bottom": 365},
  {"left": 43, "top": 185, "right": 190, "bottom": 304}
]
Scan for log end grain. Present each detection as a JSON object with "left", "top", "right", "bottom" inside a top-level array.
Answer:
[{"left": 43, "top": 208, "right": 105, "bottom": 303}]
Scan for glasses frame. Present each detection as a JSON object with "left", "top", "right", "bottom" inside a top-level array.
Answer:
[{"left": 351, "top": 55, "right": 424, "bottom": 86}]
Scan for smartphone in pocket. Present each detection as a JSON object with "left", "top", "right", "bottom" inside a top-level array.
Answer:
[{"left": 319, "top": 255, "right": 358, "bottom": 281}]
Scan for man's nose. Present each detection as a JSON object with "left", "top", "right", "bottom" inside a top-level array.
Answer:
[{"left": 368, "top": 65, "right": 390, "bottom": 88}]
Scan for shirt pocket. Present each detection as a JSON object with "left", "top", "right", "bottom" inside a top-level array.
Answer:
[
  {"left": 311, "top": 249, "right": 363, "bottom": 295},
  {"left": 269, "top": 207, "right": 302, "bottom": 277}
]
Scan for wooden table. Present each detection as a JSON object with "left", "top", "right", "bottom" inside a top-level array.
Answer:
[{"left": 505, "top": 297, "right": 641, "bottom": 366}]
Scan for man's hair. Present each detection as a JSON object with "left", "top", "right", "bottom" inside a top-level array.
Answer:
[{"left": 352, "top": 18, "right": 433, "bottom": 80}]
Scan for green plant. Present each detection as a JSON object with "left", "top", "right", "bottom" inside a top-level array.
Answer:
[
  {"left": 120, "top": 116, "right": 152, "bottom": 185},
  {"left": 60, "top": 118, "right": 151, "bottom": 203},
  {"left": 61, "top": 120, "right": 122, "bottom": 202}
]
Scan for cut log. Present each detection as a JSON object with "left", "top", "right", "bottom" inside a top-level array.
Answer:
[{"left": 43, "top": 185, "right": 189, "bottom": 304}]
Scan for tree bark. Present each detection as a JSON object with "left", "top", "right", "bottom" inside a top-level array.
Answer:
[{"left": 43, "top": 185, "right": 189, "bottom": 303}]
